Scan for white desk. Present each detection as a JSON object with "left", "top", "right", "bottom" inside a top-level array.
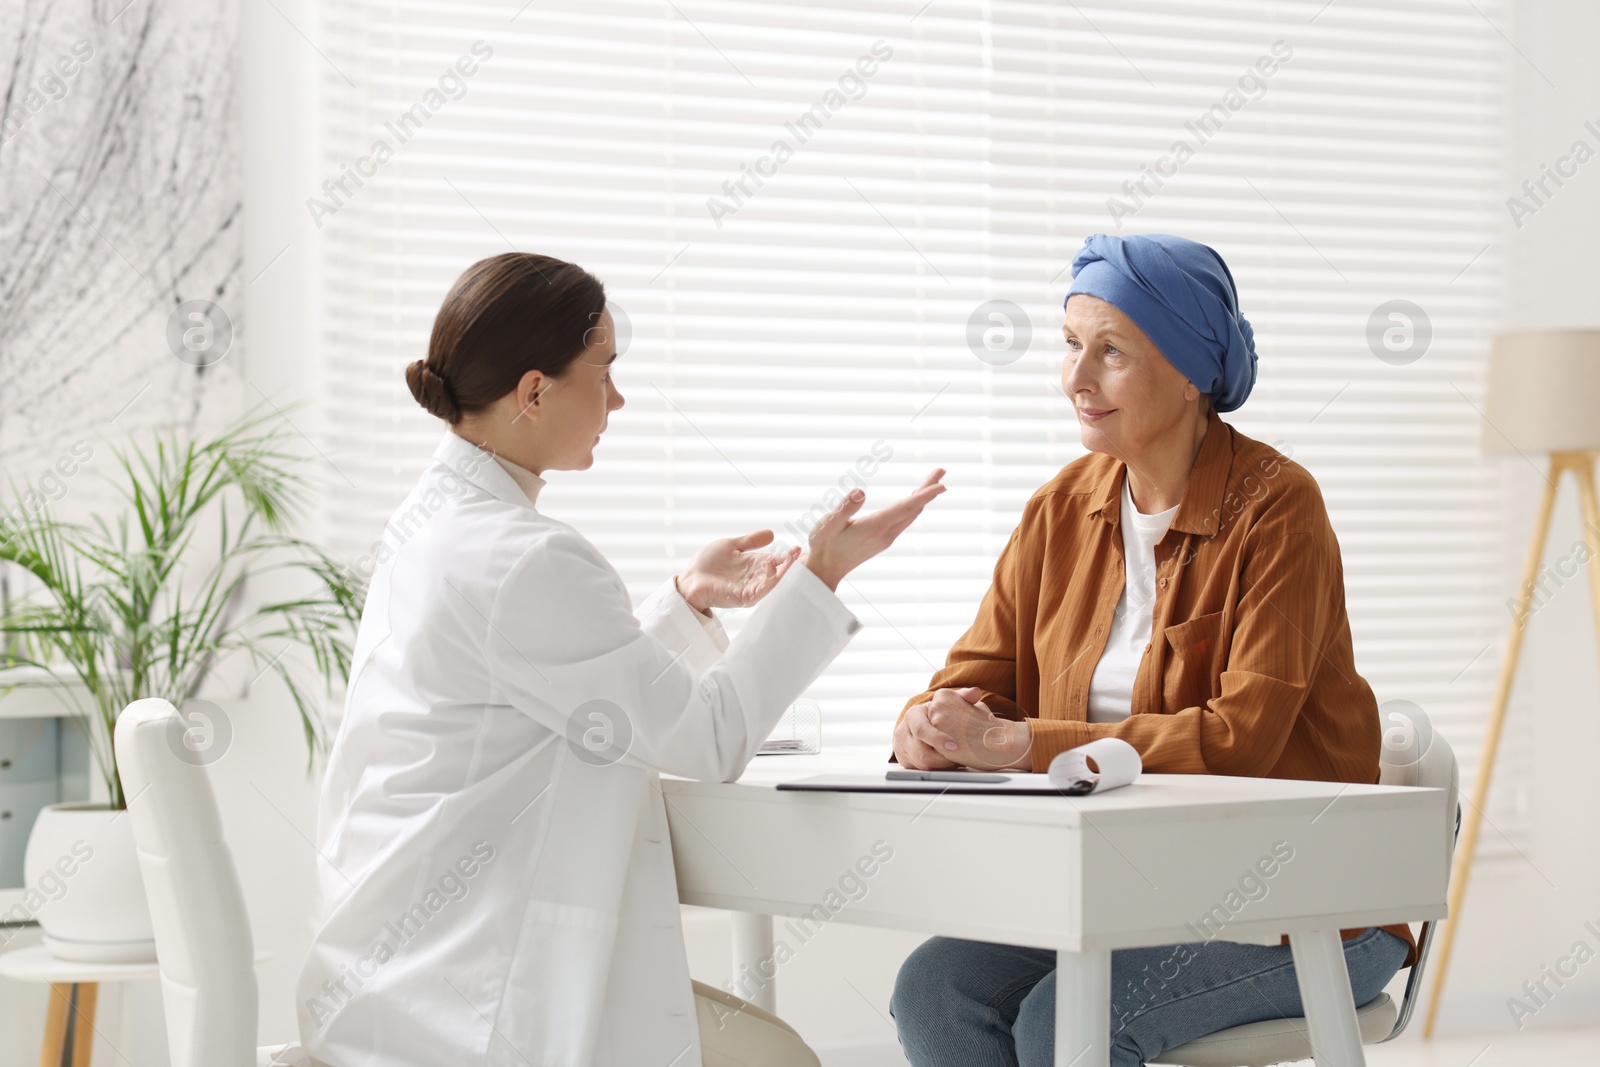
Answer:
[{"left": 662, "top": 752, "right": 1446, "bottom": 1067}]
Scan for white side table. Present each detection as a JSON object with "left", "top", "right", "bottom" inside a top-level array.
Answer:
[{"left": 0, "top": 945, "right": 159, "bottom": 1067}]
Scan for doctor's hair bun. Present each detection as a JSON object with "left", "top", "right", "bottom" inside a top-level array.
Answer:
[
  {"left": 413, "top": 252, "right": 609, "bottom": 424},
  {"left": 406, "top": 359, "right": 462, "bottom": 423}
]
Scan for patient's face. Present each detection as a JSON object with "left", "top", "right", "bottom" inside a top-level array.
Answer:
[{"left": 1060, "top": 294, "right": 1200, "bottom": 460}]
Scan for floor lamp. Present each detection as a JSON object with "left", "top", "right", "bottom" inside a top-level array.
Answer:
[{"left": 1423, "top": 328, "right": 1600, "bottom": 1036}]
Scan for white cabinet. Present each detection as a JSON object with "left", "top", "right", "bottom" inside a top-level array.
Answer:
[{"left": 0, "top": 671, "right": 95, "bottom": 914}]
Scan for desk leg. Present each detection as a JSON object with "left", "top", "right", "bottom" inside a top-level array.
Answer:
[
  {"left": 1055, "top": 948, "right": 1110, "bottom": 1067},
  {"left": 1288, "top": 930, "right": 1365, "bottom": 1066},
  {"left": 731, "top": 912, "right": 777, "bottom": 1014}
]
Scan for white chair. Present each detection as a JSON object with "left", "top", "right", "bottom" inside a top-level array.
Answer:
[
  {"left": 1151, "top": 731, "right": 1460, "bottom": 1067},
  {"left": 113, "top": 698, "right": 313, "bottom": 1067}
]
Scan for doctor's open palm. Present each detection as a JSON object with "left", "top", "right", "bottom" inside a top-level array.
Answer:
[{"left": 676, "top": 469, "right": 947, "bottom": 612}]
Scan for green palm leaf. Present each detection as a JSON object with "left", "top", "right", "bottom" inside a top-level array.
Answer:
[{"left": 0, "top": 403, "right": 366, "bottom": 808}]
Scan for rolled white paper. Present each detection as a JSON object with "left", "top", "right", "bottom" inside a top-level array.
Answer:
[{"left": 1046, "top": 736, "right": 1142, "bottom": 794}]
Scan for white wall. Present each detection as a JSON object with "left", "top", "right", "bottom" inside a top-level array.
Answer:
[
  {"left": 0, "top": 0, "right": 316, "bottom": 1060},
  {"left": 1421, "top": 0, "right": 1600, "bottom": 1039},
  {"left": 234, "top": 0, "right": 324, "bottom": 1049}
]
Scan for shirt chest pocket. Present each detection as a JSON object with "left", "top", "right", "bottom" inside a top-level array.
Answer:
[{"left": 1160, "top": 609, "right": 1224, "bottom": 712}]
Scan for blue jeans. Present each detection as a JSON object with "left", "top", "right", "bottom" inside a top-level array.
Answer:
[{"left": 890, "top": 927, "right": 1410, "bottom": 1067}]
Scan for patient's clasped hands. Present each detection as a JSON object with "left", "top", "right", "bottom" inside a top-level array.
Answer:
[{"left": 893, "top": 686, "right": 1033, "bottom": 772}]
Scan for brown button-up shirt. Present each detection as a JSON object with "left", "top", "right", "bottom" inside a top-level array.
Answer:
[{"left": 895, "top": 407, "right": 1416, "bottom": 967}]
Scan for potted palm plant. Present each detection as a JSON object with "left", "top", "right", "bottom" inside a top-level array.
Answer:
[{"left": 0, "top": 409, "right": 364, "bottom": 960}]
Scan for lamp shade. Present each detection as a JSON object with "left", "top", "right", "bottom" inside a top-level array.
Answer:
[{"left": 1481, "top": 329, "right": 1600, "bottom": 455}]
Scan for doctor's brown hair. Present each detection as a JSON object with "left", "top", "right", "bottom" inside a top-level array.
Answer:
[{"left": 406, "top": 252, "right": 608, "bottom": 424}]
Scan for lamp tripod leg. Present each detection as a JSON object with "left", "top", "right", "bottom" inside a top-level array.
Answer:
[
  {"left": 1571, "top": 457, "right": 1600, "bottom": 656},
  {"left": 1423, "top": 456, "right": 1562, "bottom": 1037}
]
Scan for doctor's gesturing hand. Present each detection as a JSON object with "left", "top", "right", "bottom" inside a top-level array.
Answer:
[
  {"left": 673, "top": 469, "right": 948, "bottom": 613},
  {"left": 800, "top": 469, "right": 948, "bottom": 591}
]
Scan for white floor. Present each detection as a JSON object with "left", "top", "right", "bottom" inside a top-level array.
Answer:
[
  {"left": 1365, "top": 1022, "right": 1600, "bottom": 1067},
  {"left": 815, "top": 1021, "right": 1600, "bottom": 1066}
]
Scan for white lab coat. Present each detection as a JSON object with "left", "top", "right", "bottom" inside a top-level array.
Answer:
[{"left": 296, "top": 429, "right": 861, "bottom": 1067}]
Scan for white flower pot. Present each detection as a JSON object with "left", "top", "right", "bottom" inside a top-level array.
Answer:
[{"left": 22, "top": 802, "right": 156, "bottom": 962}]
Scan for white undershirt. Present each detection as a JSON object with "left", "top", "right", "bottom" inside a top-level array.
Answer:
[
  {"left": 1086, "top": 476, "right": 1180, "bottom": 724},
  {"left": 491, "top": 452, "right": 548, "bottom": 504}
]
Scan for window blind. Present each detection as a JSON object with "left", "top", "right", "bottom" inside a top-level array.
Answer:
[{"left": 316, "top": 1, "right": 1523, "bottom": 855}]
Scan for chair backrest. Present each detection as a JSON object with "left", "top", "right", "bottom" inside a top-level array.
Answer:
[
  {"left": 1377, "top": 723, "right": 1460, "bottom": 870},
  {"left": 113, "top": 698, "right": 258, "bottom": 1067},
  {"left": 1373, "top": 720, "right": 1459, "bottom": 1043}
]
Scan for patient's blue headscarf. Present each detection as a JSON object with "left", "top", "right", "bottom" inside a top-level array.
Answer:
[{"left": 1063, "top": 233, "right": 1257, "bottom": 413}]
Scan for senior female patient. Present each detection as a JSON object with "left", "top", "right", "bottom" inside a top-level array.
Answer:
[
  {"left": 296, "top": 252, "right": 945, "bottom": 1067},
  {"left": 887, "top": 233, "right": 1414, "bottom": 1067}
]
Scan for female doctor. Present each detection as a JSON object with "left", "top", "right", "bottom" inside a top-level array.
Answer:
[{"left": 295, "top": 252, "right": 946, "bottom": 1067}]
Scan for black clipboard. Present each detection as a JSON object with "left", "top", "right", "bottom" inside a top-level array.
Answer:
[{"left": 774, "top": 771, "right": 1091, "bottom": 795}]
